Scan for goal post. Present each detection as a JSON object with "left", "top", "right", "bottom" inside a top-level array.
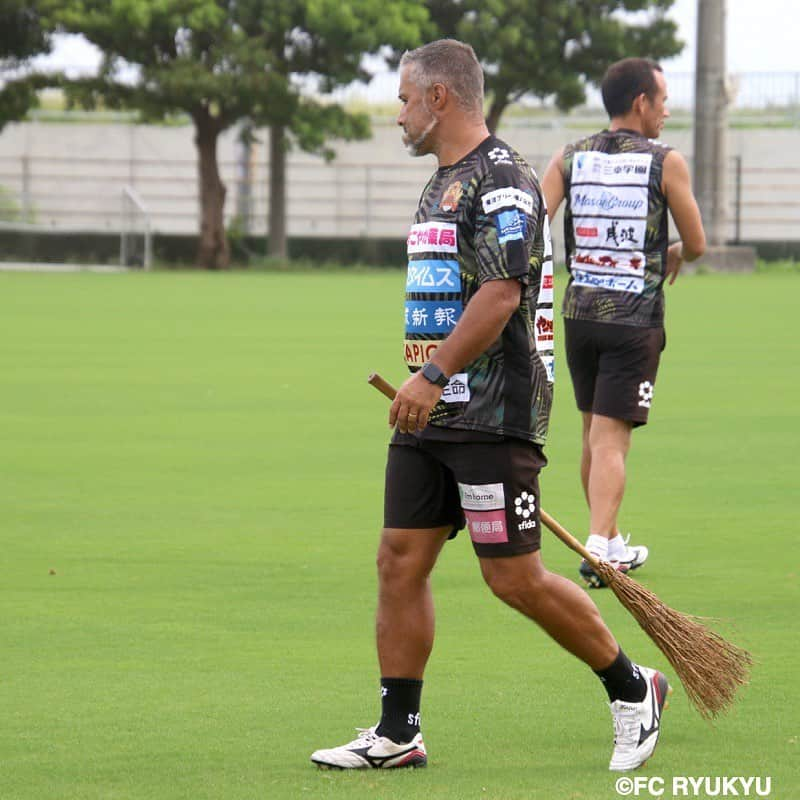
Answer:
[{"left": 120, "top": 186, "right": 153, "bottom": 270}]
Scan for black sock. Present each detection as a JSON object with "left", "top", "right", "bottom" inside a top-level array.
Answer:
[
  {"left": 374, "top": 677, "right": 423, "bottom": 743},
  {"left": 594, "top": 648, "right": 647, "bottom": 703}
]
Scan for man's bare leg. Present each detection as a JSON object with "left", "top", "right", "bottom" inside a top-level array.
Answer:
[
  {"left": 376, "top": 526, "right": 451, "bottom": 677},
  {"left": 479, "top": 550, "right": 618, "bottom": 668},
  {"left": 586, "top": 414, "right": 632, "bottom": 539}
]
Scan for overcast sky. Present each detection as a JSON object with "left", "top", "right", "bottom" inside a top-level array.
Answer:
[
  {"left": 665, "top": 0, "right": 798, "bottom": 72},
  {"left": 36, "top": 0, "right": 800, "bottom": 77}
]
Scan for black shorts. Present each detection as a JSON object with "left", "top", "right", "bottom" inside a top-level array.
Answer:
[
  {"left": 564, "top": 319, "right": 666, "bottom": 427},
  {"left": 384, "top": 431, "right": 547, "bottom": 558}
]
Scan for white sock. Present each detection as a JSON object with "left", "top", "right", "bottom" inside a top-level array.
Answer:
[
  {"left": 608, "top": 534, "right": 627, "bottom": 561},
  {"left": 585, "top": 534, "right": 609, "bottom": 559}
]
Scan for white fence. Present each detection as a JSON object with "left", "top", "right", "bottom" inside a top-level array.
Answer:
[{"left": 1, "top": 120, "right": 799, "bottom": 244}]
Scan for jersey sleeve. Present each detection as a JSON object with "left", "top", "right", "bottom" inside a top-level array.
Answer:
[{"left": 472, "top": 153, "right": 543, "bottom": 286}]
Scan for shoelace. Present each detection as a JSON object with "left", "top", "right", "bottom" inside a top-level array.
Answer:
[{"left": 348, "top": 727, "right": 380, "bottom": 747}]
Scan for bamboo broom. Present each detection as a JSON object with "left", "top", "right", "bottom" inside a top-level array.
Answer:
[{"left": 367, "top": 371, "right": 752, "bottom": 719}]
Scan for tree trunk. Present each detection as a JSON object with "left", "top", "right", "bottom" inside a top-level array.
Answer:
[
  {"left": 194, "top": 111, "right": 229, "bottom": 269},
  {"left": 485, "top": 99, "right": 508, "bottom": 135},
  {"left": 268, "top": 123, "right": 287, "bottom": 259}
]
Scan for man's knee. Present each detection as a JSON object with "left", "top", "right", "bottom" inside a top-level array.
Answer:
[
  {"left": 480, "top": 554, "right": 545, "bottom": 609},
  {"left": 376, "top": 528, "right": 447, "bottom": 587}
]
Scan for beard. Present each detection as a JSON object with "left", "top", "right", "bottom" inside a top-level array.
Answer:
[{"left": 403, "top": 114, "right": 438, "bottom": 157}]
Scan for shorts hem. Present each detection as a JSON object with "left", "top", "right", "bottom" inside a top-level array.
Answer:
[{"left": 473, "top": 541, "right": 540, "bottom": 558}]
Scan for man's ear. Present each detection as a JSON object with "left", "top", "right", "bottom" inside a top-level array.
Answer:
[{"left": 429, "top": 82, "right": 448, "bottom": 111}]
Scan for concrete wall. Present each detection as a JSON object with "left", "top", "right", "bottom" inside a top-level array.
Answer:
[{"left": 0, "top": 117, "right": 798, "bottom": 245}]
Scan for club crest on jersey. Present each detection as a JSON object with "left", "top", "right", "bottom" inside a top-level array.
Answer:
[{"left": 440, "top": 181, "right": 463, "bottom": 213}]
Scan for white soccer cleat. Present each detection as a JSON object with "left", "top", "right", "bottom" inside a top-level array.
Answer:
[
  {"left": 616, "top": 534, "right": 649, "bottom": 571},
  {"left": 609, "top": 666, "right": 671, "bottom": 771},
  {"left": 310, "top": 726, "right": 427, "bottom": 770}
]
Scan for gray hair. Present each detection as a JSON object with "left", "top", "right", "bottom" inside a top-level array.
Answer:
[{"left": 400, "top": 39, "right": 484, "bottom": 116}]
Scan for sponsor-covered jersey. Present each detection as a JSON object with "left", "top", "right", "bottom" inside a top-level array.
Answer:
[
  {"left": 561, "top": 129, "right": 672, "bottom": 327},
  {"left": 404, "top": 135, "right": 553, "bottom": 445}
]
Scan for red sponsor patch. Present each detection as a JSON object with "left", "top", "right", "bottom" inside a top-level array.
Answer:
[
  {"left": 464, "top": 509, "right": 508, "bottom": 544},
  {"left": 576, "top": 226, "right": 599, "bottom": 237}
]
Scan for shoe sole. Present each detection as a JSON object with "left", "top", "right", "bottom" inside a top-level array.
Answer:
[{"left": 313, "top": 759, "right": 427, "bottom": 770}]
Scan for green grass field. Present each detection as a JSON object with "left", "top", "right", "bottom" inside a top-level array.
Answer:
[{"left": 1, "top": 269, "right": 797, "bottom": 800}]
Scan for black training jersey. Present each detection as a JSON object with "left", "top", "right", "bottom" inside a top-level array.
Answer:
[
  {"left": 403, "top": 135, "right": 554, "bottom": 445},
  {"left": 561, "top": 129, "right": 672, "bottom": 327}
]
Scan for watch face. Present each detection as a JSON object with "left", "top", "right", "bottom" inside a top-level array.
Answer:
[{"left": 423, "top": 363, "right": 448, "bottom": 387}]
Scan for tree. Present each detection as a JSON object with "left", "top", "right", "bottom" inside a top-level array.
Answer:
[
  {"left": 0, "top": 3, "right": 53, "bottom": 132},
  {"left": 55, "top": 1, "right": 426, "bottom": 269},
  {"left": 246, "top": 2, "right": 426, "bottom": 259},
  {"left": 427, "top": 0, "right": 682, "bottom": 132}
]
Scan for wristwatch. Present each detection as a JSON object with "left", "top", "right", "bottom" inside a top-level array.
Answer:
[{"left": 420, "top": 361, "right": 450, "bottom": 388}]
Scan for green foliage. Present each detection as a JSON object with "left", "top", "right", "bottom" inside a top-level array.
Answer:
[
  {"left": 0, "top": 2, "right": 55, "bottom": 130},
  {"left": 52, "top": 1, "right": 427, "bottom": 267},
  {"left": 0, "top": 185, "right": 23, "bottom": 221},
  {"left": 756, "top": 258, "right": 800, "bottom": 273},
  {"left": 427, "top": 0, "right": 682, "bottom": 127},
  {"left": 55, "top": 0, "right": 426, "bottom": 146}
]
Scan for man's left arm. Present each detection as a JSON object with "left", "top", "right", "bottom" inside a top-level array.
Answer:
[
  {"left": 390, "top": 278, "right": 521, "bottom": 433},
  {"left": 662, "top": 150, "right": 706, "bottom": 284}
]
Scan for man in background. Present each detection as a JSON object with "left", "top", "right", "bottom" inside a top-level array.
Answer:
[{"left": 542, "top": 58, "right": 705, "bottom": 588}]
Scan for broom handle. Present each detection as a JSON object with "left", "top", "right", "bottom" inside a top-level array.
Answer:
[{"left": 367, "top": 372, "right": 601, "bottom": 570}]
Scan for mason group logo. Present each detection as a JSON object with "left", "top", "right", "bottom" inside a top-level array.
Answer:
[{"left": 571, "top": 189, "right": 646, "bottom": 214}]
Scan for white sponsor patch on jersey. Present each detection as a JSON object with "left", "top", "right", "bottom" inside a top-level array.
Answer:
[
  {"left": 481, "top": 186, "right": 534, "bottom": 215},
  {"left": 573, "top": 216, "right": 647, "bottom": 250},
  {"left": 538, "top": 269, "right": 554, "bottom": 305},
  {"left": 539, "top": 354, "right": 555, "bottom": 383},
  {"left": 441, "top": 373, "right": 470, "bottom": 404},
  {"left": 569, "top": 185, "right": 648, "bottom": 217},
  {"left": 458, "top": 482, "right": 505, "bottom": 511},
  {"left": 570, "top": 249, "right": 646, "bottom": 276},
  {"left": 571, "top": 268, "right": 644, "bottom": 295},
  {"left": 535, "top": 307, "right": 554, "bottom": 351},
  {"left": 571, "top": 151, "right": 652, "bottom": 187},
  {"left": 543, "top": 213, "right": 553, "bottom": 259},
  {"left": 407, "top": 221, "right": 458, "bottom": 254}
]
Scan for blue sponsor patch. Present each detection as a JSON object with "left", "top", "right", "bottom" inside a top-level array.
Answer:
[
  {"left": 405, "top": 300, "right": 463, "bottom": 334},
  {"left": 406, "top": 260, "right": 461, "bottom": 293},
  {"left": 495, "top": 209, "right": 526, "bottom": 244}
]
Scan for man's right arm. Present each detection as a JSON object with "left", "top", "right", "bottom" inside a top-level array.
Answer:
[
  {"left": 662, "top": 150, "right": 706, "bottom": 284},
  {"left": 541, "top": 147, "right": 566, "bottom": 223}
]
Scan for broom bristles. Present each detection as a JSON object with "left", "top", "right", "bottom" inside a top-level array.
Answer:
[{"left": 595, "top": 562, "right": 752, "bottom": 720}]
